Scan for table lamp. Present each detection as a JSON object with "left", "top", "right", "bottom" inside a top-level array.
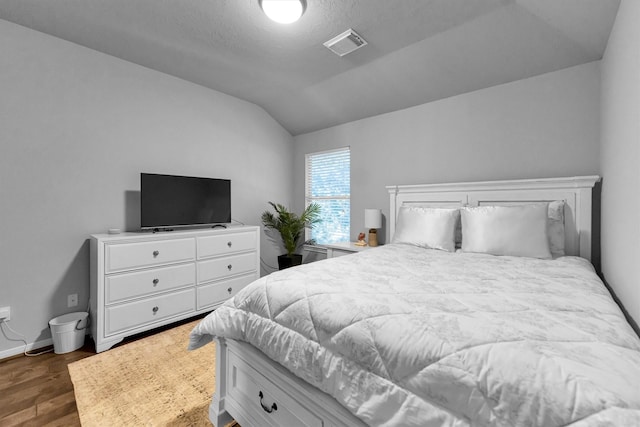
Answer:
[{"left": 365, "top": 209, "right": 382, "bottom": 247}]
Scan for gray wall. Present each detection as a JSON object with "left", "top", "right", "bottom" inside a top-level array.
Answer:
[
  {"left": 600, "top": 0, "right": 640, "bottom": 327},
  {"left": 293, "top": 62, "right": 601, "bottom": 244},
  {"left": 0, "top": 20, "right": 293, "bottom": 356}
]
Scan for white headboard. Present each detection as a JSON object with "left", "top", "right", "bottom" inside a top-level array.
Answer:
[{"left": 386, "top": 176, "right": 600, "bottom": 260}]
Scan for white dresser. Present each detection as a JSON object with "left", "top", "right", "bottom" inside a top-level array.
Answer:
[{"left": 90, "top": 226, "right": 260, "bottom": 352}]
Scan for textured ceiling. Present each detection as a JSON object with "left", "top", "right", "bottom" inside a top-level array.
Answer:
[{"left": 0, "top": 0, "right": 621, "bottom": 135}]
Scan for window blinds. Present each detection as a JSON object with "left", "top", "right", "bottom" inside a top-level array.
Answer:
[{"left": 305, "top": 147, "right": 350, "bottom": 244}]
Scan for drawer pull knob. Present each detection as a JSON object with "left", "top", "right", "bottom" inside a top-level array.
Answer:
[
  {"left": 227, "top": 264, "right": 232, "bottom": 271},
  {"left": 227, "top": 287, "right": 233, "bottom": 294},
  {"left": 152, "top": 250, "right": 159, "bottom": 257},
  {"left": 227, "top": 241, "right": 232, "bottom": 248},
  {"left": 152, "top": 278, "right": 159, "bottom": 286},
  {"left": 258, "top": 391, "right": 277, "bottom": 413},
  {"left": 152, "top": 306, "right": 159, "bottom": 314}
]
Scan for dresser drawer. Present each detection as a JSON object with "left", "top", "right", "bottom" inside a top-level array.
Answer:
[
  {"left": 105, "top": 288, "right": 195, "bottom": 336},
  {"left": 198, "top": 252, "right": 256, "bottom": 283},
  {"left": 227, "top": 350, "right": 323, "bottom": 427},
  {"left": 106, "top": 238, "right": 195, "bottom": 273},
  {"left": 105, "top": 263, "right": 196, "bottom": 304},
  {"left": 197, "top": 274, "right": 256, "bottom": 310},
  {"left": 197, "top": 232, "right": 257, "bottom": 259}
]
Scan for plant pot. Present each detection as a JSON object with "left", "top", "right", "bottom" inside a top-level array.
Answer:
[{"left": 277, "top": 254, "right": 303, "bottom": 270}]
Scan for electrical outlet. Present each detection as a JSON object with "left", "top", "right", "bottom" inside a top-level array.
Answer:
[
  {"left": 67, "top": 294, "right": 78, "bottom": 308},
  {"left": 0, "top": 306, "right": 10, "bottom": 321}
]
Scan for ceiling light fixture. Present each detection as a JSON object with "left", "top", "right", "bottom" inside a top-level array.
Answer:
[{"left": 259, "top": 0, "right": 306, "bottom": 24}]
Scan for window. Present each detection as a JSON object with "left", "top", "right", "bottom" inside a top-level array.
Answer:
[{"left": 305, "top": 147, "right": 350, "bottom": 244}]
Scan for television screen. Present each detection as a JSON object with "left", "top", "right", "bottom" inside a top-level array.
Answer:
[{"left": 141, "top": 173, "right": 231, "bottom": 230}]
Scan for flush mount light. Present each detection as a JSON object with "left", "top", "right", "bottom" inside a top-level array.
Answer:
[{"left": 259, "top": 0, "right": 306, "bottom": 24}]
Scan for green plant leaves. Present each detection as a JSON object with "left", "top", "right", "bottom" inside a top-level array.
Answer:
[{"left": 261, "top": 202, "right": 321, "bottom": 256}]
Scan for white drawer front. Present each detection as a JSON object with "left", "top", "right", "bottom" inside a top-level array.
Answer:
[
  {"left": 105, "top": 288, "right": 195, "bottom": 336},
  {"left": 329, "top": 249, "right": 354, "bottom": 258},
  {"left": 198, "top": 252, "right": 256, "bottom": 283},
  {"left": 106, "top": 238, "right": 195, "bottom": 273},
  {"left": 105, "top": 263, "right": 196, "bottom": 304},
  {"left": 197, "top": 274, "right": 256, "bottom": 310},
  {"left": 227, "top": 350, "right": 323, "bottom": 427},
  {"left": 197, "top": 232, "right": 256, "bottom": 259}
]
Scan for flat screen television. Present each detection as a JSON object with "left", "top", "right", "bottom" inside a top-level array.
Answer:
[{"left": 140, "top": 173, "right": 231, "bottom": 230}]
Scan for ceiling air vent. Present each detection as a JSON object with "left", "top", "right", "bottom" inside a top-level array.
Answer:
[{"left": 323, "top": 29, "right": 367, "bottom": 57}]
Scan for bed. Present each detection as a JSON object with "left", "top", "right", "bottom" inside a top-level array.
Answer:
[{"left": 189, "top": 176, "right": 640, "bottom": 427}]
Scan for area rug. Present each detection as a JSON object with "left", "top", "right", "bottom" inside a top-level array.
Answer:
[{"left": 68, "top": 319, "right": 224, "bottom": 426}]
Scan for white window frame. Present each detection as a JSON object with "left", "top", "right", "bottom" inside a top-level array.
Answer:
[{"left": 305, "top": 147, "right": 350, "bottom": 244}]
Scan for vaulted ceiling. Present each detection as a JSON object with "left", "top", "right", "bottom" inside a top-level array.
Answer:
[{"left": 0, "top": 0, "right": 620, "bottom": 135}]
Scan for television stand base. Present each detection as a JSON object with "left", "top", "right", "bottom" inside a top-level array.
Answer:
[{"left": 152, "top": 228, "right": 175, "bottom": 233}]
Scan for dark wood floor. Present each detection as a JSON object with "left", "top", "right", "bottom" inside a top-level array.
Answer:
[{"left": 0, "top": 342, "right": 95, "bottom": 427}]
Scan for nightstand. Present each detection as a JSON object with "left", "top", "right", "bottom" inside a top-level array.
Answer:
[{"left": 324, "top": 242, "right": 374, "bottom": 259}]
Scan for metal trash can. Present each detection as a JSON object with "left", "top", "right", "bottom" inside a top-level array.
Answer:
[{"left": 49, "top": 312, "right": 89, "bottom": 354}]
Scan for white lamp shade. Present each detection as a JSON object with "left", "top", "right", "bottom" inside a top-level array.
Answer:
[
  {"left": 365, "top": 209, "right": 382, "bottom": 229},
  {"left": 260, "top": 0, "right": 306, "bottom": 24}
]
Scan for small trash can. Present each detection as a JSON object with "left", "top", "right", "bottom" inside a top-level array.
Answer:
[{"left": 49, "top": 312, "right": 89, "bottom": 354}]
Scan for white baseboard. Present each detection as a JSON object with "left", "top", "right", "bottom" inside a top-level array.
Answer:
[{"left": 0, "top": 337, "right": 54, "bottom": 360}]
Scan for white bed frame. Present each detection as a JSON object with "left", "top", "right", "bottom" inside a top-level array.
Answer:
[{"left": 210, "top": 175, "right": 601, "bottom": 427}]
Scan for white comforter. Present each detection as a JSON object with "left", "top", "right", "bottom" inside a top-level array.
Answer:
[{"left": 189, "top": 244, "right": 640, "bottom": 426}]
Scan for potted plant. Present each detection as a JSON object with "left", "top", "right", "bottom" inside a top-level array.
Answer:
[{"left": 261, "top": 202, "right": 321, "bottom": 270}]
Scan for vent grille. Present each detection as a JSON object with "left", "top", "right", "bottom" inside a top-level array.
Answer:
[{"left": 323, "top": 29, "right": 367, "bottom": 57}]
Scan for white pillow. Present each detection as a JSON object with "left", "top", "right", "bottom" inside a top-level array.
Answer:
[
  {"left": 461, "top": 203, "right": 552, "bottom": 259},
  {"left": 547, "top": 200, "right": 565, "bottom": 257},
  {"left": 392, "top": 207, "right": 459, "bottom": 252},
  {"left": 457, "top": 201, "right": 566, "bottom": 254}
]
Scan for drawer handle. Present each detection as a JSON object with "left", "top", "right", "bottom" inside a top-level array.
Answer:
[
  {"left": 227, "top": 287, "right": 233, "bottom": 294},
  {"left": 152, "top": 250, "right": 159, "bottom": 257},
  {"left": 152, "top": 306, "right": 159, "bottom": 314},
  {"left": 258, "top": 391, "right": 277, "bottom": 414},
  {"left": 227, "top": 264, "right": 232, "bottom": 271},
  {"left": 152, "top": 278, "right": 159, "bottom": 286},
  {"left": 227, "top": 241, "right": 232, "bottom": 248}
]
